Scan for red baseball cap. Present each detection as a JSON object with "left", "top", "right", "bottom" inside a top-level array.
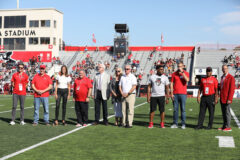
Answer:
[{"left": 40, "top": 65, "right": 46, "bottom": 69}]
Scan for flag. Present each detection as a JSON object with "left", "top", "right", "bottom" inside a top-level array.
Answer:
[
  {"left": 161, "top": 33, "right": 164, "bottom": 44},
  {"left": 92, "top": 34, "right": 96, "bottom": 43}
]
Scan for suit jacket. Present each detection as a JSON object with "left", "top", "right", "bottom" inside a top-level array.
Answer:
[
  {"left": 92, "top": 72, "right": 110, "bottom": 100},
  {"left": 220, "top": 73, "right": 235, "bottom": 104}
]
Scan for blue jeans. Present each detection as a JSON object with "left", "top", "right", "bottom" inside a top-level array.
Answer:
[
  {"left": 34, "top": 97, "right": 49, "bottom": 124},
  {"left": 173, "top": 94, "right": 187, "bottom": 125}
]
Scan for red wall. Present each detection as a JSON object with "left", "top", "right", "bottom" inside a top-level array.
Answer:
[
  {"left": 11, "top": 51, "right": 52, "bottom": 62},
  {"left": 64, "top": 46, "right": 112, "bottom": 51},
  {"left": 64, "top": 46, "right": 194, "bottom": 52}
]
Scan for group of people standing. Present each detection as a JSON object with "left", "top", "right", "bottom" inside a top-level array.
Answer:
[
  {"left": 9, "top": 62, "right": 137, "bottom": 128},
  {"left": 147, "top": 63, "right": 235, "bottom": 131},
  {"left": 9, "top": 61, "right": 235, "bottom": 131}
]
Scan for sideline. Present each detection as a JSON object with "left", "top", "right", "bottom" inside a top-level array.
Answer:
[
  {"left": 0, "top": 101, "right": 74, "bottom": 114},
  {"left": 0, "top": 102, "right": 147, "bottom": 160},
  {"left": 230, "top": 108, "right": 240, "bottom": 128}
]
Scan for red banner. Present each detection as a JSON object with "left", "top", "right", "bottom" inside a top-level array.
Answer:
[
  {"left": 11, "top": 51, "right": 52, "bottom": 62},
  {"left": 64, "top": 46, "right": 194, "bottom": 52}
]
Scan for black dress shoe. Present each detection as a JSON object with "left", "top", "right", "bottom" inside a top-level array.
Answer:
[
  {"left": 104, "top": 122, "right": 109, "bottom": 126},
  {"left": 125, "top": 125, "right": 133, "bottom": 128},
  {"left": 92, "top": 122, "right": 99, "bottom": 125},
  {"left": 206, "top": 126, "right": 212, "bottom": 130},
  {"left": 195, "top": 126, "right": 203, "bottom": 130}
]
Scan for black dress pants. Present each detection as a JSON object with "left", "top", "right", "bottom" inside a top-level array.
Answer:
[
  {"left": 197, "top": 94, "right": 215, "bottom": 127},
  {"left": 55, "top": 88, "right": 68, "bottom": 121},
  {"left": 94, "top": 90, "right": 108, "bottom": 123},
  {"left": 75, "top": 101, "right": 88, "bottom": 124}
]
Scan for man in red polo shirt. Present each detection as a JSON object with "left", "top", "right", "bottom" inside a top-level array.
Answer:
[
  {"left": 10, "top": 62, "right": 29, "bottom": 125},
  {"left": 32, "top": 65, "right": 52, "bottom": 126},
  {"left": 219, "top": 64, "right": 235, "bottom": 132},
  {"left": 195, "top": 67, "right": 218, "bottom": 130},
  {"left": 73, "top": 70, "right": 92, "bottom": 127},
  {"left": 170, "top": 62, "right": 189, "bottom": 129}
]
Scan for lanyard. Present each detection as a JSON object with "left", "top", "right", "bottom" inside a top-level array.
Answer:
[{"left": 18, "top": 73, "right": 23, "bottom": 83}]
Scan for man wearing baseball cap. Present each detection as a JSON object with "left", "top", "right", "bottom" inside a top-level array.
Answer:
[
  {"left": 195, "top": 67, "right": 218, "bottom": 130},
  {"left": 32, "top": 64, "right": 52, "bottom": 126},
  {"left": 218, "top": 65, "right": 235, "bottom": 131}
]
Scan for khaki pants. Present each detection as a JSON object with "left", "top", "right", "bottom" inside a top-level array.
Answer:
[{"left": 122, "top": 94, "right": 136, "bottom": 126}]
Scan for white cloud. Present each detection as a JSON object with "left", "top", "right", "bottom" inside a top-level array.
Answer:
[
  {"left": 215, "top": 11, "right": 240, "bottom": 25},
  {"left": 220, "top": 25, "right": 240, "bottom": 36}
]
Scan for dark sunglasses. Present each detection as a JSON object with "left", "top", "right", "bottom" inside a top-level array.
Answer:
[
  {"left": 125, "top": 68, "right": 131, "bottom": 70},
  {"left": 19, "top": 67, "right": 24, "bottom": 69},
  {"left": 116, "top": 71, "right": 121, "bottom": 72}
]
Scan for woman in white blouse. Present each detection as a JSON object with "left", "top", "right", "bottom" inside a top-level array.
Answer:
[{"left": 54, "top": 65, "right": 71, "bottom": 126}]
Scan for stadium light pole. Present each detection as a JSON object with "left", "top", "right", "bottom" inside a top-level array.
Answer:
[{"left": 17, "top": 0, "right": 19, "bottom": 9}]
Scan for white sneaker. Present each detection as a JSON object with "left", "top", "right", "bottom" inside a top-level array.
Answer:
[
  {"left": 76, "top": 123, "right": 82, "bottom": 127},
  {"left": 10, "top": 121, "right": 15, "bottom": 125},
  {"left": 20, "top": 121, "right": 26, "bottom": 125},
  {"left": 171, "top": 124, "right": 178, "bottom": 128},
  {"left": 181, "top": 125, "right": 186, "bottom": 129}
]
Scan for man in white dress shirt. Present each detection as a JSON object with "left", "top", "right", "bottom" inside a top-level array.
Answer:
[
  {"left": 119, "top": 65, "right": 137, "bottom": 128},
  {"left": 92, "top": 64, "right": 110, "bottom": 125}
]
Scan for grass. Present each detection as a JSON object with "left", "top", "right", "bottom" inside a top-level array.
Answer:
[{"left": 0, "top": 95, "right": 239, "bottom": 160}]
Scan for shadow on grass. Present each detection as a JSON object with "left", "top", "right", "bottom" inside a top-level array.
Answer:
[{"left": 67, "top": 118, "right": 95, "bottom": 125}]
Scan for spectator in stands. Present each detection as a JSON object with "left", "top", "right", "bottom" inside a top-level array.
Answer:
[
  {"left": 32, "top": 65, "right": 53, "bottom": 126},
  {"left": 110, "top": 68, "right": 123, "bottom": 126},
  {"left": 84, "top": 45, "right": 88, "bottom": 52},
  {"left": 147, "top": 65, "right": 170, "bottom": 128},
  {"left": 92, "top": 63, "right": 110, "bottom": 125},
  {"left": 73, "top": 70, "right": 92, "bottom": 127},
  {"left": 121, "top": 52, "right": 125, "bottom": 58},
  {"left": 136, "top": 60, "right": 140, "bottom": 68},
  {"left": 9, "top": 62, "right": 29, "bottom": 125},
  {"left": 218, "top": 65, "right": 235, "bottom": 132},
  {"left": 195, "top": 67, "right": 218, "bottom": 130},
  {"left": 223, "top": 56, "right": 228, "bottom": 64},
  {"left": 170, "top": 62, "right": 189, "bottom": 129},
  {"left": 54, "top": 65, "right": 71, "bottom": 126},
  {"left": 149, "top": 53, "right": 153, "bottom": 60},
  {"left": 119, "top": 64, "right": 137, "bottom": 128}
]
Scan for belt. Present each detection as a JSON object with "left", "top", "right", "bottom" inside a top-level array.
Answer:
[{"left": 202, "top": 94, "right": 215, "bottom": 97}]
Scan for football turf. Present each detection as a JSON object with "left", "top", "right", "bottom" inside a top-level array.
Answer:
[{"left": 0, "top": 95, "right": 239, "bottom": 160}]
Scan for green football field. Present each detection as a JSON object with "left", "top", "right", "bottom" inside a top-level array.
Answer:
[{"left": 0, "top": 95, "right": 239, "bottom": 160}]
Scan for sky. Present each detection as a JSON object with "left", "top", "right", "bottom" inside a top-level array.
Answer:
[{"left": 0, "top": 0, "right": 240, "bottom": 46}]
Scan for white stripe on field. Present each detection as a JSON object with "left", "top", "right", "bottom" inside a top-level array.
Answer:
[
  {"left": 0, "top": 101, "right": 69, "bottom": 114},
  {"left": 0, "top": 106, "right": 34, "bottom": 114},
  {"left": 0, "top": 102, "right": 147, "bottom": 160},
  {"left": 230, "top": 108, "right": 240, "bottom": 128},
  {"left": 215, "top": 136, "right": 235, "bottom": 148}
]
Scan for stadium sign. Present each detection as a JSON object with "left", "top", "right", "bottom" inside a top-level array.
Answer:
[
  {"left": 195, "top": 68, "right": 218, "bottom": 75},
  {"left": 0, "top": 30, "right": 36, "bottom": 37}
]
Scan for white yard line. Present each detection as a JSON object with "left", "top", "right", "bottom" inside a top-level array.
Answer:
[
  {"left": 0, "top": 106, "right": 34, "bottom": 114},
  {"left": 215, "top": 136, "right": 235, "bottom": 148},
  {"left": 230, "top": 108, "right": 240, "bottom": 129},
  {"left": 0, "top": 102, "right": 147, "bottom": 160}
]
